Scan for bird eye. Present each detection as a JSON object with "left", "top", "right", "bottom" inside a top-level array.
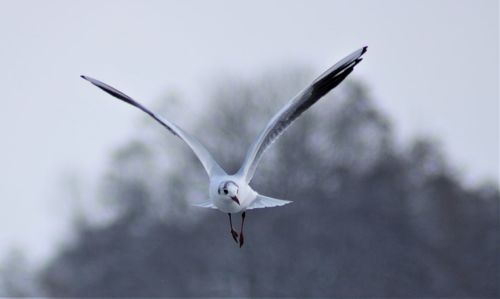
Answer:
[{"left": 224, "top": 189, "right": 228, "bottom": 195}]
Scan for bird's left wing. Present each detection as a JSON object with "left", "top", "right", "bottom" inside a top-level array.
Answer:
[
  {"left": 237, "top": 47, "right": 367, "bottom": 183},
  {"left": 81, "top": 75, "right": 226, "bottom": 178}
]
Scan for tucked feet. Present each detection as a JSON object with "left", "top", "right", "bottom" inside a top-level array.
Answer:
[{"left": 230, "top": 229, "right": 239, "bottom": 243}]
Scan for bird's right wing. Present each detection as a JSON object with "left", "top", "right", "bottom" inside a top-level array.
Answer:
[
  {"left": 237, "top": 47, "right": 367, "bottom": 183},
  {"left": 81, "top": 75, "right": 226, "bottom": 178}
]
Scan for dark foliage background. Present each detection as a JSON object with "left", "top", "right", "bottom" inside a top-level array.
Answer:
[{"left": 2, "top": 69, "right": 498, "bottom": 297}]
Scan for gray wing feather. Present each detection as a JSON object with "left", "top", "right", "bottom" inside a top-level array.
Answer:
[
  {"left": 237, "top": 47, "right": 367, "bottom": 183},
  {"left": 81, "top": 75, "right": 226, "bottom": 178}
]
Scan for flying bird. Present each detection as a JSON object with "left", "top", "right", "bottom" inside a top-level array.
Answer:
[{"left": 81, "top": 46, "right": 367, "bottom": 247}]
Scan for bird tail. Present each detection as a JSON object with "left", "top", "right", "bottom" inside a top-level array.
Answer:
[
  {"left": 246, "top": 194, "right": 292, "bottom": 210},
  {"left": 192, "top": 201, "right": 217, "bottom": 209}
]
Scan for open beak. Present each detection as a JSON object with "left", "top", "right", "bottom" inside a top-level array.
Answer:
[{"left": 231, "top": 196, "right": 240, "bottom": 205}]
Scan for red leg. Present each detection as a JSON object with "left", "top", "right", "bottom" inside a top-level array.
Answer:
[
  {"left": 228, "top": 213, "right": 238, "bottom": 243},
  {"left": 239, "top": 212, "right": 246, "bottom": 247}
]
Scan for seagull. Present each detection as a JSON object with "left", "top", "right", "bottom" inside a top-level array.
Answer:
[{"left": 81, "top": 46, "right": 367, "bottom": 247}]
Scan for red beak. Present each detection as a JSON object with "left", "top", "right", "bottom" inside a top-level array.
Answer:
[{"left": 231, "top": 196, "right": 240, "bottom": 205}]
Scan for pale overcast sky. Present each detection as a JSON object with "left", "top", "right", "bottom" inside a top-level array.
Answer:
[{"left": 0, "top": 0, "right": 497, "bottom": 264}]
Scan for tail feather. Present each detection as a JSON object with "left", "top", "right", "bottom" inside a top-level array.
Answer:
[
  {"left": 246, "top": 194, "right": 292, "bottom": 210},
  {"left": 192, "top": 201, "right": 217, "bottom": 209}
]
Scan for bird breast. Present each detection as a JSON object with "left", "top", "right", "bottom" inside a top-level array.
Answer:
[{"left": 209, "top": 176, "right": 256, "bottom": 213}]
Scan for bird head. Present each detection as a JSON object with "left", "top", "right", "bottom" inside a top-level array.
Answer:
[{"left": 218, "top": 181, "right": 240, "bottom": 205}]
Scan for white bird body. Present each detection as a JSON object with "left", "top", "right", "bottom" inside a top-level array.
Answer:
[
  {"left": 81, "top": 46, "right": 367, "bottom": 246},
  {"left": 209, "top": 175, "right": 256, "bottom": 213}
]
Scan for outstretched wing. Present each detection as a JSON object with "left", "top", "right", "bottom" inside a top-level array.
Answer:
[
  {"left": 81, "top": 75, "right": 226, "bottom": 178},
  {"left": 237, "top": 47, "right": 367, "bottom": 183}
]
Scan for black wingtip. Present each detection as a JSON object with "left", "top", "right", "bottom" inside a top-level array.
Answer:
[
  {"left": 80, "top": 75, "right": 87, "bottom": 80},
  {"left": 362, "top": 46, "right": 368, "bottom": 55}
]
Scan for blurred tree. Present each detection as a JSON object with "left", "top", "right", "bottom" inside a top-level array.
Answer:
[
  {"left": 0, "top": 249, "right": 41, "bottom": 296},
  {"left": 37, "top": 69, "right": 498, "bottom": 297}
]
